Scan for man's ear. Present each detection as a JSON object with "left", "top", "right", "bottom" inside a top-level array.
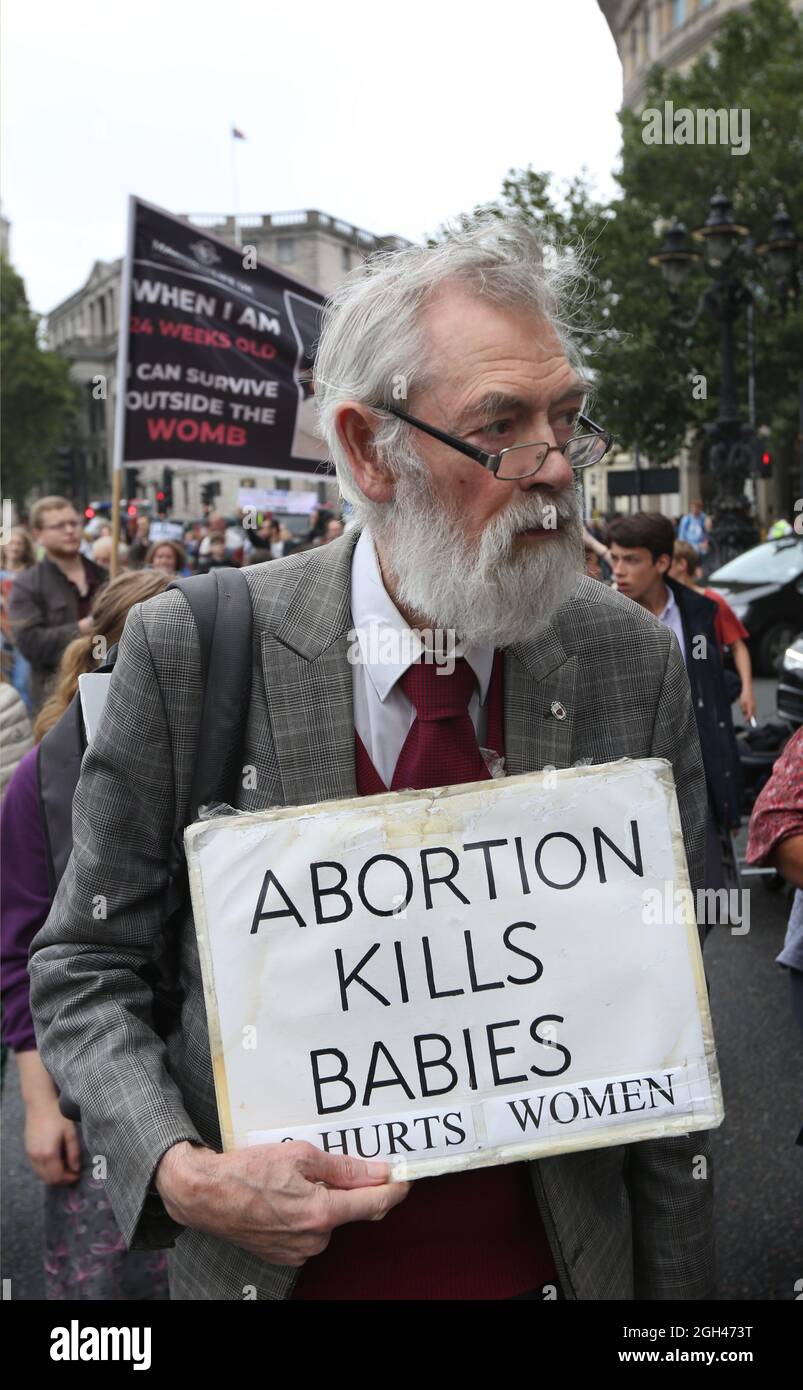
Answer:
[
  {"left": 335, "top": 403, "right": 396, "bottom": 504},
  {"left": 656, "top": 554, "right": 672, "bottom": 576}
]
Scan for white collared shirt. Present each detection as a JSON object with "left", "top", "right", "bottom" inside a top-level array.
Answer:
[
  {"left": 656, "top": 583, "right": 686, "bottom": 661},
  {"left": 350, "top": 530, "right": 495, "bottom": 787}
]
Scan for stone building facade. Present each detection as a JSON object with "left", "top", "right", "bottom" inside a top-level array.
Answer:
[{"left": 598, "top": 0, "right": 803, "bottom": 112}]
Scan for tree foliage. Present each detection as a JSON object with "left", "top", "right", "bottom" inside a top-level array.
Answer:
[
  {"left": 1, "top": 258, "right": 79, "bottom": 507},
  {"left": 461, "top": 0, "right": 803, "bottom": 474}
]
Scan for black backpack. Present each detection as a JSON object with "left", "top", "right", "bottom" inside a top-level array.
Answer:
[
  {"left": 39, "top": 567, "right": 253, "bottom": 891},
  {"left": 36, "top": 568, "right": 253, "bottom": 1119}
]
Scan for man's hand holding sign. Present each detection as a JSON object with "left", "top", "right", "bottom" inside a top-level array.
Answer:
[{"left": 156, "top": 1139, "right": 407, "bottom": 1268}]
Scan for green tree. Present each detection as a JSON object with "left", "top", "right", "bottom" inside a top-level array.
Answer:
[
  {"left": 461, "top": 0, "right": 803, "bottom": 487},
  {"left": 1, "top": 258, "right": 79, "bottom": 507}
]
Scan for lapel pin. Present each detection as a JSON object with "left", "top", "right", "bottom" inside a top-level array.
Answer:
[{"left": 549, "top": 700, "right": 568, "bottom": 721}]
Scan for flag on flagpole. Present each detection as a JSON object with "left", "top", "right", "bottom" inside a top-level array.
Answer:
[{"left": 231, "top": 126, "right": 246, "bottom": 140}]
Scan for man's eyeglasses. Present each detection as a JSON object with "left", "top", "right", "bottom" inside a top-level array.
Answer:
[{"left": 373, "top": 402, "right": 614, "bottom": 481}]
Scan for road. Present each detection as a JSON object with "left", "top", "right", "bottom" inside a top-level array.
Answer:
[{"left": 2, "top": 680, "right": 801, "bottom": 1301}]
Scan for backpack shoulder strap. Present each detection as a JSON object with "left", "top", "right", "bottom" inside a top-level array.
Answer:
[
  {"left": 167, "top": 566, "right": 253, "bottom": 822},
  {"left": 37, "top": 696, "right": 87, "bottom": 897}
]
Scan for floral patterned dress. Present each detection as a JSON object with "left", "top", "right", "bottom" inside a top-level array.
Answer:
[{"left": 44, "top": 1130, "right": 169, "bottom": 1301}]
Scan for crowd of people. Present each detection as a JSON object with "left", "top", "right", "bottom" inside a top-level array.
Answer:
[
  {"left": 0, "top": 500, "right": 345, "bottom": 721},
  {"left": 0, "top": 220, "right": 799, "bottom": 1304}
]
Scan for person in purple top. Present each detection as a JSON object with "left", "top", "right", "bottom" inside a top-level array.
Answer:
[{"left": 0, "top": 570, "right": 170, "bottom": 1300}]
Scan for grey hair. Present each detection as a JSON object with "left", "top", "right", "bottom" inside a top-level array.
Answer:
[{"left": 313, "top": 215, "right": 590, "bottom": 523}]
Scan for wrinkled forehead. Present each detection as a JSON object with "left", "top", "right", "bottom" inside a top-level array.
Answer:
[{"left": 416, "top": 283, "right": 577, "bottom": 406}]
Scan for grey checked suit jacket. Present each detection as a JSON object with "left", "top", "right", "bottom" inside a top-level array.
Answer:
[{"left": 29, "top": 529, "right": 715, "bottom": 1301}]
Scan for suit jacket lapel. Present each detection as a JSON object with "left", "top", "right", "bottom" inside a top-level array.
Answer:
[
  {"left": 260, "top": 533, "right": 359, "bottom": 807},
  {"left": 504, "top": 624, "right": 578, "bottom": 776}
]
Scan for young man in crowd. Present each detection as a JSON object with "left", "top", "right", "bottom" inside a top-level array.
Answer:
[
  {"left": 197, "top": 533, "right": 237, "bottom": 573},
  {"left": 608, "top": 512, "right": 742, "bottom": 889},
  {"left": 9, "top": 497, "right": 106, "bottom": 712}
]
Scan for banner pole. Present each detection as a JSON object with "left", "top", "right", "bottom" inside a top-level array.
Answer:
[
  {"left": 110, "top": 468, "right": 122, "bottom": 577},
  {"left": 230, "top": 129, "right": 242, "bottom": 250},
  {"left": 111, "top": 194, "right": 137, "bottom": 578}
]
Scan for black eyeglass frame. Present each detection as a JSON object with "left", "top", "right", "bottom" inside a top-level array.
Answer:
[{"left": 373, "top": 402, "right": 614, "bottom": 478}]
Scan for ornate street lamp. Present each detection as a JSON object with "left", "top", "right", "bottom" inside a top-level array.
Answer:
[
  {"left": 755, "top": 202, "right": 802, "bottom": 315},
  {"left": 647, "top": 216, "right": 701, "bottom": 290},
  {"left": 692, "top": 188, "right": 749, "bottom": 266},
  {"left": 649, "top": 189, "right": 800, "bottom": 564}
]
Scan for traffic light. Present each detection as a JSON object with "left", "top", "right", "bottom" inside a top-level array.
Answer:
[
  {"left": 752, "top": 437, "right": 773, "bottom": 480},
  {"left": 124, "top": 467, "right": 141, "bottom": 500},
  {"left": 54, "top": 447, "right": 76, "bottom": 495},
  {"left": 156, "top": 489, "right": 166, "bottom": 516},
  {"left": 162, "top": 466, "right": 174, "bottom": 512},
  {"left": 201, "top": 481, "right": 221, "bottom": 509}
]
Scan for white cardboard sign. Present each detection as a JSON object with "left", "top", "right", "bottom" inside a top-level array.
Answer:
[{"left": 186, "top": 759, "right": 723, "bottom": 1180}]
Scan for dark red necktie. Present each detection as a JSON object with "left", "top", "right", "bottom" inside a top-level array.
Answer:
[{"left": 390, "top": 656, "right": 490, "bottom": 792}]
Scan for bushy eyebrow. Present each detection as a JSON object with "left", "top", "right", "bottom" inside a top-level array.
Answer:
[
  {"left": 453, "top": 392, "right": 527, "bottom": 431},
  {"left": 553, "top": 378, "right": 594, "bottom": 405},
  {"left": 454, "top": 379, "right": 593, "bottom": 432}
]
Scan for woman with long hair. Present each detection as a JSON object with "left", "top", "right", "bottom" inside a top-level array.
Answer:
[
  {"left": 1, "top": 568, "right": 171, "bottom": 1300},
  {"left": 145, "top": 539, "right": 190, "bottom": 577},
  {"left": 0, "top": 527, "right": 37, "bottom": 710}
]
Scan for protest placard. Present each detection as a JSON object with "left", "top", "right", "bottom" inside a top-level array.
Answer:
[
  {"left": 186, "top": 758, "right": 723, "bottom": 1180},
  {"left": 147, "top": 520, "right": 185, "bottom": 543},
  {"left": 237, "top": 488, "right": 319, "bottom": 515},
  {"left": 114, "top": 197, "right": 329, "bottom": 477}
]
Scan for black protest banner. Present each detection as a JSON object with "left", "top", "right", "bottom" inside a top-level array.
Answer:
[{"left": 117, "top": 198, "right": 330, "bottom": 476}]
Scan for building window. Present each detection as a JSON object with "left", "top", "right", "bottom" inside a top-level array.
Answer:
[
  {"left": 274, "top": 476, "right": 290, "bottom": 490},
  {"left": 672, "top": 0, "right": 686, "bottom": 28},
  {"left": 182, "top": 478, "right": 190, "bottom": 508},
  {"left": 276, "top": 238, "right": 296, "bottom": 264},
  {"left": 341, "top": 245, "right": 351, "bottom": 271}
]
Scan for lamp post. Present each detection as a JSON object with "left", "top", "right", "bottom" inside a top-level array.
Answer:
[{"left": 649, "top": 190, "right": 800, "bottom": 564}]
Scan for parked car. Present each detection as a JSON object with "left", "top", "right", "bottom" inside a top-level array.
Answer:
[
  {"left": 706, "top": 536, "right": 803, "bottom": 674},
  {"left": 777, "top": 635, "right": 803, "bottom": 727}
]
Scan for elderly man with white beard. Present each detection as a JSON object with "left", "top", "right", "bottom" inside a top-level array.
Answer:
[{"left": 30, "top": 219, "right": 714, "bottom": 1302}]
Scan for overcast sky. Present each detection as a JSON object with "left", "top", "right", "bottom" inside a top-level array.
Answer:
[{"left": 1, "top": 0, "right": 623, "bottom": 316}]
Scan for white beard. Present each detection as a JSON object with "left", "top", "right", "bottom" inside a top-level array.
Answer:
[{"left": 367, "top": 464, "right": 584, "bottom": 648}]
